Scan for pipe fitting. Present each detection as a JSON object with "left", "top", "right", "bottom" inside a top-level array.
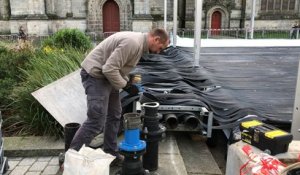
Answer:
[
  {"left": 123, "top": 113, "right": 142, "bottom": 130},
  {"left": 183, "top": 115, "right": 200, "bottom": 130},
  {"left": 142, "top": 102, "right": 159, "bottom": 117},
  {"left": 164, "top": 114, "right": 178, "bottom": 129}
]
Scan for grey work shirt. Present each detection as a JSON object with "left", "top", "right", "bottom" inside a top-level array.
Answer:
[{"left": 81, "top": 32, "right": 149, "bottom": 90}]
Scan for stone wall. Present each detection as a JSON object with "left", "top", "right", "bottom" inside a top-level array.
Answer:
[
  {"left": 10, "top": 0, "right": 47, "bottom": 18},
  {"left": 247, "top": 19, "right": 298, "bottom": 29},
  {"left": 72, "top": 0, "right": 87, "bottom": 18},
  {"left": 0, "top": 20, "right": 10, "bottom": 34},
  {"left": 0, "top": 0, "right": 300, "bottom": 35}
]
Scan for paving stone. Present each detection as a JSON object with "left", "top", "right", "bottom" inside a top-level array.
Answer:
[
  {"left": 10, "top": 165, "right": 30, "bottom": 175},
  {"left": 48, "top": 156, "right": 59, "bottom": 165},
  {"left": 7, "top": 160, "right": 20, "bottom": 170},
  {"left": 29, "top": 161, "right": 48, "bottom": 171},
  {"left": 4, "top": 170, "right": 11, "bottom": 175},
  {"left": 19, "top": 157, "right": 37, "bottom": 166},
  {"left": 176, "top": 133, "right": 222, "bottom": 175},
  {"left": 26, "top": 172, "right": 41, "bottom": 175},
  {"left": 37, "top": 157, "right": 52, "bottom": 162},
  {"left": 42, "top": 165, "right": 59, "bottom": 175}
]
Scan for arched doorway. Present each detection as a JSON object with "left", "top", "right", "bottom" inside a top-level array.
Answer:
[
  {"left": 211, "top": 11, "right": 221, "bottom": 35},
  {"left": 103, "top": 0, "right": 120, "bottom": 35}
]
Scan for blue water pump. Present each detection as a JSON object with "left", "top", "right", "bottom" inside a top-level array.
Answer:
[{"left": 118, "top": 113, "right": 148, "bottom": 175}]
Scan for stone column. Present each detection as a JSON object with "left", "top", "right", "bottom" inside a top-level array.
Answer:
[
  {"left": 45, "top": 0, "right": 56, "bottom": 15},
  {"left": 0, "top": 0, "right": 10, "bottom": 19},
  {"left": 135, "top": 0, "right": 150, "bottom": 15},
  {"left": 66, "top": 0, "right": 73, "bottom": 17},
  {"left": 27, "top": 0, "right": 47, "bottom": 18}
]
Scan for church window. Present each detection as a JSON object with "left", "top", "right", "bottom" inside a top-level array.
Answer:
[
  {"left": 282, "top": 0, "right": 288, "bottom": 10},
  {"left": 261, "top": 0, "right": 296, "bottom": 12},
  {"left": 268, "top": 0, "right": 274, "bottom": 10},
  {"left": 261, "top": 0, "right": 267, "bottom": 11},
  {"left": 275, "top": 0, "right": 281, "bottom": 10},
  {"left": 289, "top": 0, "right": 295, "bottom": 10}
]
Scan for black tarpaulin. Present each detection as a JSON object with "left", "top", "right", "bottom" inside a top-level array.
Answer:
[{"left": 123, "top": 46, "right": 299, "bottom": 129}]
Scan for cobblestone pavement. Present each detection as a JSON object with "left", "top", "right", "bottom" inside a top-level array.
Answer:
[{"left": 4, "top": 156, "right": 62, "bottom": 175}]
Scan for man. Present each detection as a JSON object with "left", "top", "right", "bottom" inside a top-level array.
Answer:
[
  {"left": 70, "top": 28, "right": 169, "bottom": 162},
  {"left": 18, "top": 26, "right": 27, "bottom": 40},
  {"left": 291, "top": 22, "right": 299, "bottom": 39}
]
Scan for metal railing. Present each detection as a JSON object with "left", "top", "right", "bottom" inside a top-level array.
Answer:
[
  {"left": 176, "top": 28, "right": 299, "bottom": 39},
  {"left": 0, "top": 28, "right": 299, "bottom": 45}
]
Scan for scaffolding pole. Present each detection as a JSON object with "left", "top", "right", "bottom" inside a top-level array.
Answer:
[
  {"left": 173, "top": 0, "right": 178, "bottom": 47},
  {"left": 250, "top": 0, "right": 256, "bottom": 39},
  {"left": 194, "top": 0, "right": 203, "bottom": 66},
  {"left": 292, "top": 60, "right": 300, "bottom": 140},
  {"left": 164, "top": 0, "right": 167, "bottom": 30}
]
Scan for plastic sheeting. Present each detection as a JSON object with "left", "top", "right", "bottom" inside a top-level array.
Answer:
[{"left": 126, "top": 47, "right": 299, "bottom": 129}]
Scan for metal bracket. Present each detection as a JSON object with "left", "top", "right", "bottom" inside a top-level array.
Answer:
[
  {"left": 206, "top": 112, "right": 213, "bottom": 138},
  {"left": 134, "top": 101, "right": 213, "bottom": 135}
]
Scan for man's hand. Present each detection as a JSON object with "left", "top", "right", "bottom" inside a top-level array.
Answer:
[{"left": 123, "top": 83, "right": 140, "bottom": 96}]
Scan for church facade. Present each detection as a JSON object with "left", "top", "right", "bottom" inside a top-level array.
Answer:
[{"left": 0, "top": 0, "right": 299, "bottom": 36}]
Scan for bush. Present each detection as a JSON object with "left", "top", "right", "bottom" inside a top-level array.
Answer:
[
  {"left": 0, "top": 44, "right": 33, "bottom": 110},
  {"left": 42, "top": 29, "right": 93, "bottom": 52},
  {"left": 1, "top": 29, "right": 90, "bottom": 137},
  {"left": 5, "top": 48, "right": 85, "bottom": 137}
]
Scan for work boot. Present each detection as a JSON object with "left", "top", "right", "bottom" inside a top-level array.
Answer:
[
  {"left": 104, "top": 150, "right": 124, "bottom": 167},
  {"left": 110, "top": 153, "right": 124, "bottom": 167}
]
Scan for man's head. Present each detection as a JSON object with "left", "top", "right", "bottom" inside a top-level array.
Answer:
[{"left": 147, "top": 28, "right": 169, "bottom": 54}]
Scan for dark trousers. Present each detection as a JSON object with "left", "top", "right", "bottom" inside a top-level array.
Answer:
[{"left": 70, "top": 69, "right": 122, "bottom": 155}]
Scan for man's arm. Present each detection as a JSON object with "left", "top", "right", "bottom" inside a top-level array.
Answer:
[{"left": 102, "top": 42, "right": 137, "bottom": 90}]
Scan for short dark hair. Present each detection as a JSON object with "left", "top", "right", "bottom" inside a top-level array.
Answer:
[{"left": 149, "top": 28, "right": 169, "bottom": 43}]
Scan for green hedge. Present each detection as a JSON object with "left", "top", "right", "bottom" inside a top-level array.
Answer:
[
  {"left": 42, "top": 28, "right": 93, "bottom": 52},
  {"left": 6, "top": 48, "right": 84, "bottom": 137},
  {"left": 1, "top": 29, "right": 91, "bottom": 137},
  {"left": 0, "top": 45, "right": 33, "bottom": 109}
]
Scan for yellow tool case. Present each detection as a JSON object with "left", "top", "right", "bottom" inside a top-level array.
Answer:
[{"left": 240, "top": 120, "right": 293, "bottom": 155}]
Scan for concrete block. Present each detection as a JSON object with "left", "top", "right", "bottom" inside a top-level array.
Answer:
[{"left": 4, "top": 136, "right": 64, "bottom": 157}]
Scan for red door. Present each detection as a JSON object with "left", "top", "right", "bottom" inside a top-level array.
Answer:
[
  {"left": 103, "top": 0, "right": 120, "bottom": 36},
  {"left": 211, "top": 11, "right": 221, "bottom": 35}
]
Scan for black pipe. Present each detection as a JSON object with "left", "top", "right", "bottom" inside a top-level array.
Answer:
[
  {"left": 141, "top": 102, "right": 165, "bottom": 172},
  {"left": 64, "top": 122, "right": 80, "bottom": 151},
  {"left": 120, "top": 150, "right": 147, "bottom": 175},
  {"left": 164, "top": 114, "right": 178, "bottom": 129},
  {"left": 183, "top": 115, "right": 200, "bottom": 130}
]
